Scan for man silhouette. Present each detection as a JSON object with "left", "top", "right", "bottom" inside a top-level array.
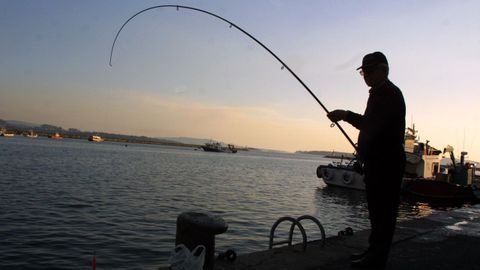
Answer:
[{"left": 328, "top": 52, "right": 406, "bottom": 268}]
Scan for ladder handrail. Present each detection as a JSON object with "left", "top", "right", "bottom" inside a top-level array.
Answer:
[
  {"left": 269, "top": 216, "right": 307, "bottom": 251},
  {"left": 289, "top": 215, "right": 326, "bottom": 247}
]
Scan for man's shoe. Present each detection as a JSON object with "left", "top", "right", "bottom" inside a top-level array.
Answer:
[
  {"left": 351, "top": 253, "right": 386, "bottom": 269},
  {"left": 350, "top": 249, "right": 368, "bottom": 261}
]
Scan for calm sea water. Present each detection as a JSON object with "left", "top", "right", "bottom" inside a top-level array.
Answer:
[{"left": 0, "top": 137, "right": 451, "bottom": 269}]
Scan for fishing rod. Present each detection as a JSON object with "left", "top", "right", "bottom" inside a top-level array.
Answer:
[{"left": 109, "top": 5, "right": 358, "bottom": 153}]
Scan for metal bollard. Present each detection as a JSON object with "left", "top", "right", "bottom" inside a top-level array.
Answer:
[{"left": 175, "top": 212, "right": 228, "bottom": 270}]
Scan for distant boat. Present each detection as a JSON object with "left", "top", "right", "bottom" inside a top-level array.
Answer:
[
  {"left": 201, "top": 142, "right": 237, "bottom": 153},
  {"left": 88, "top": 135, "right": 104, "bottom": 142},
  {"left": 24, "top": 130, "right": 38, "bottom": 138},
  {"left": 0, "top": 128, "right": 15, "bottom": 137},
  {"left": 324, "top": 150, "right": 355, "bottom": 160},
  {"left": 48, "top": 132, "right": 63, "bottom": 139}
]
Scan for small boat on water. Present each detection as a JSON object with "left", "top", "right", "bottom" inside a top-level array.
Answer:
[
  {"left": 24, "top": 130, "right": 38, "bottom": 138},
  {"left": 88, "top": 135, "right": 104, "bottom": 142},
  {"left": 0, "top": 128, "right": 15, "bottom": 137},
  {"left": 201, "top": 142, "right": 237, "bottom": 153},
  {"left": 48, "top": 132, "right": 63, "bottom": 139}
]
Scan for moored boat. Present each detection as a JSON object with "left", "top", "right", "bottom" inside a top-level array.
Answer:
[
  {"left": 317, "top": 126, "right": 478, "bottom": 203},
  {"left": 317, "top": 124, "right": 477, "bottom": 200},
  {"left": 402, "top": 178, "right": 477, "bottom": 203},
  {"left": 88, "top": 135, "right": 104, "bottom": 142},
  {"left": 318, "top": 124, "right": 441, "bottom": 190},
  {"left": 24, "top": 130, "right": 38, "bottom": 138},
  {"left": 317, "top": 160, "right": 365, "bottom": 190},
  {"left": 48, "top": 132, "right": 63, "bottom": 139},
  {"left": 0, "top": 132, "right": 15, "bottom": 137},
  {"left": 0, "top": 128, "right": 15, "bottom": 137},
  {"left": 402, "top": 147, "right": 477, "bottom": 202},
  {"left": 201, "top": 142, "right": 237, "bottom": 153}
]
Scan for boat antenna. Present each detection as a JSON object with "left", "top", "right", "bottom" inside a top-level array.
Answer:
[{"left": 109, "top": 5, "right": 358, "bottom": 153}]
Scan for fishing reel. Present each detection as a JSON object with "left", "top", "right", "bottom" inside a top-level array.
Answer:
[{"left": 353, "top": 161, "right": 364, "bottom": 175}]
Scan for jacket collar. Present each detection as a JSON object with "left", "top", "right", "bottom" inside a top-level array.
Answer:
[{"left": 369, "top": 79, "right": 390, "bottom": 94}]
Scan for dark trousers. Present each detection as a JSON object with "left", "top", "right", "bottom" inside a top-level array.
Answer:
[{"left": 363, "top": 153, "right": 405, "bottom": 260}]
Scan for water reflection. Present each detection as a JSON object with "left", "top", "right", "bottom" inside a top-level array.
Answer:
[
  {"left": 317, "top": 185, "right": 366, "bottom": 206},
  {"left": 313, "top": 185, "right": 370, "bottom": 235},
  {"left": 398, "top": 200, "right": 434, "bottom": 219},
  {"left": 313, "top": 183, "right": 474, "bottom": 235},
  {"left": 399, "top": 196, "right": 474, "bottom": 218}
]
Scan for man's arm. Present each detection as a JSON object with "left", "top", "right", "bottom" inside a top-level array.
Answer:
[
  {"left": 327, "top": 109, "right": 364, "bottom": 131},
  {"left": 345, "top": 111, "right": 363, "bottom": 130}
]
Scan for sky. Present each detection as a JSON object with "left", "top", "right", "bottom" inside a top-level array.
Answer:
[{"left": 1, "top": 0, "right": 480, "bottom": 160}]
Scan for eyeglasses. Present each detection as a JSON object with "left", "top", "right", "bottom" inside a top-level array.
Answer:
[{"left": 359, "top": 66, "right": 377, "bottom": 76}]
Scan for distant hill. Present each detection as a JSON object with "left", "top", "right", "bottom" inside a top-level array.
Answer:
[
  {"left": 1, "top": 119, "right": 190, "bottom": 146},
  {"left": 5, "top": 120, "right": 39, "bottom": 128},
  {"left": 1, "top": 119, "right": 245, "bottom": 148},
  {"left": 1, "top": 119, "right": 253, "bottom": 151}
]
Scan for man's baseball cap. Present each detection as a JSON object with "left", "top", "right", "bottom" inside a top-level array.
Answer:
[{"left": 356, "top": 52, "right": 388, "bottom": 70}]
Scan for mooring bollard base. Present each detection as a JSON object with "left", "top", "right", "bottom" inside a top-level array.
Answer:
[{"left": 175, "top": 212, "right": 228, "bottom": 270}]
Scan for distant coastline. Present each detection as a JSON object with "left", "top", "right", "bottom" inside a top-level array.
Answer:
[
  {"left": 0, "top": 119, "right": 253, "bottom": 151},
  {"left": 2, "top": 118, "right": 353, "bottom": 155},
  {"left": 296, "top": 150, "right": 355, "bottom": 160}
]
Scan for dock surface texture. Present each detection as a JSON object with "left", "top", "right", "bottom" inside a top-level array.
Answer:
[{"left": 163, "top": 204, "right": 480, "bottom": 270}]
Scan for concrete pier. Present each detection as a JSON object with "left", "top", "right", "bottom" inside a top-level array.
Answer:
[{"left": 162, "top": 204, "right": 480, "bottom": 270}]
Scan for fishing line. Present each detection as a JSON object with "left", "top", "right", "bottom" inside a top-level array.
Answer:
[{"left": 108, "top": 5, "right": 358, "bottom": 152}]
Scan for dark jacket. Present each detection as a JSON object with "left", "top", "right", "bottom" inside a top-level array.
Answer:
[{"left": 345, "top": 80, "right": 405, "bottom": 162}]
